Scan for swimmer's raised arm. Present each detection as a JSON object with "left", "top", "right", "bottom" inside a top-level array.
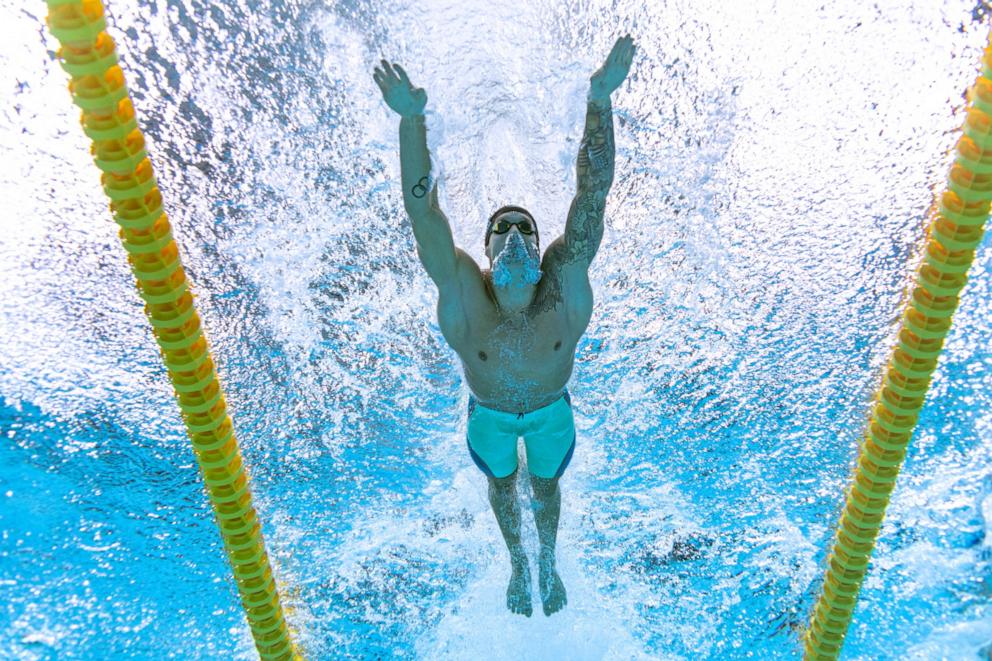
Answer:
[
  {"left": 561, "top": 35, "right": 636, "bottom": 268},
  {"left": 373, "top": 60, "right": 461, "bottom": 300},
  {"left": 372, "top": 60, "right": 437, "bottom": 211}
]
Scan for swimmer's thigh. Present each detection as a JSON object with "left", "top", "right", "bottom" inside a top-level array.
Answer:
[
  {"left": 466, "top": 402, "right": 519, "bottom": 479},
  {"left": 523, "top": 397, "right": 576, "bottom": 479}
]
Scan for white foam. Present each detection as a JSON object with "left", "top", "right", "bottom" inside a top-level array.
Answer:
[{"left": 415, "top": 546, "right": 659, "bottom": 661}]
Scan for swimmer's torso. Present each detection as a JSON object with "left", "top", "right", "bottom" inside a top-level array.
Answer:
[{"left": 438, "top": 249, "right": 593, "bottom": 413}]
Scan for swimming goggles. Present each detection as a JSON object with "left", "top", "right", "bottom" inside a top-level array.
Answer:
[{"left": 490, "top": 218, "right": 535, "bottom": 235}]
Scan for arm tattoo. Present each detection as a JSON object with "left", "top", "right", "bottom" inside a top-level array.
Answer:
[
  {"left": 576, "top": 97, "right": 615, "bottom": 193},
  {"left": 411, "top": 175, "right": 430, "bottom": 199},
  {"left": 533, "top": 264, "right": 564, "bottom": 314},
  {"left": 565, "top": 97, "right": 614, "bottom": 265},
  {"left": 563, "top": 189, "right": 606, "bottom": 265}
]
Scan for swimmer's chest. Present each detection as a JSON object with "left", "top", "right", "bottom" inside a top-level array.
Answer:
[{"left": 457, "top": 292, "right": 577, "bottom": 381}]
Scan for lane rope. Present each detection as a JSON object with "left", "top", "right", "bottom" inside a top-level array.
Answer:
[
  {"left": 44, "top": 2, "right": 302, "bottom": 658},
  {"left": 803, "top": 30, "right": 992, "bottom": 661}
]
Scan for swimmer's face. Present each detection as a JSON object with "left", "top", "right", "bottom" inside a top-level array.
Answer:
[
  {"left": 485, "top": 212, "right": 539, "bottom": 264},
  {"left": 487, "top": 212, "right": 543, "bottom": 288}
]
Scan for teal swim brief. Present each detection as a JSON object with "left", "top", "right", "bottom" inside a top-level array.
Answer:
[{"left": 466, "top": 390, "right": 576, "bottom": 479}]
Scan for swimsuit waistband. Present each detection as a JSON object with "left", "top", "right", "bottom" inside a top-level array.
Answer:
[{"left": 469, "top": 388, "right": 570, "bottom": 418}]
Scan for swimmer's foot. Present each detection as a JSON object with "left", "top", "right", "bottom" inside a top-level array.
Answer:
[
  {"left": 538, "top": 546, "right": 567, "bottom": 616},
  {"left": 507, "top": 553, "right": 532, "bottom": 617}
]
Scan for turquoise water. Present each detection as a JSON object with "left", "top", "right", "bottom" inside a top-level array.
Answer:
[{"left": 2, "top": 0, "right": 992, "bottom": 658}]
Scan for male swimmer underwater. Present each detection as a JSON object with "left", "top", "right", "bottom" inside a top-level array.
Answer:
[{"left": 373, "top": 35, "right": 636, "bottom": 617}]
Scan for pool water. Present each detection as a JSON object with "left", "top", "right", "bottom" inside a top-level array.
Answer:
[{"left": 2, "top": 0, "right": 991, "bottom": 658}]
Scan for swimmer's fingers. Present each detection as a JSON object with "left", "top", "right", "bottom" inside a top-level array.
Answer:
[
  {"left": 372, "top": 60, "right": 399, "bottom": 93},
  {"left": 373, "top": 59, "right": 427, "bottom": 116},
  {"left": 608, "top": 35, "right": 635, "bottom": 72},
  {"left": 393, "top": 63, "right": 412, "bottom": 87},
  {"left": 373, "top": 60, "right": 396, "bottom": 88},
  {"left": 623, "top": 36, "right": 635, "bottom": 66},
  {"left": 590, "top": 34, "right": 636, "bottom": 97},
  {"left": 372, "top": 65, "right": 388, "bottom": 92},
  {"left": 372, "top": 68, "right": 386, "bottom": 91},
  {"left": 376, "top": 60, "right": 414, "bottom": 88}
]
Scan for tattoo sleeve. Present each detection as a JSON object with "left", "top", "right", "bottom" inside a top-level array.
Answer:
[
  {"left": 577, "top": 96, "right": 615, "bottom": 192},
  {"left": 564, "top": 96, "right": 615, "bottom": 264}
]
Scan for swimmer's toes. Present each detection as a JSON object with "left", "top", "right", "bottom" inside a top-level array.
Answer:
[
  {"left": 507, "top": 571, "right": 532, "bottom": 617},
  {"left": 508, "top": 592, "right": 532, "bottom": 617},
  {"left": 542, "top": 593, "right": 564, "bottom": 616},
  {"left": 540, "top": 570, "right": 567, "bottom": 616}
]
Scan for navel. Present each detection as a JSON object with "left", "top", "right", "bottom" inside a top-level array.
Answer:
[
  {"left": 554, "top": 340, "right": 561, "bottom": 351},
  {"left": 478, "top": 351, "right": 487, "bottom": 361}
]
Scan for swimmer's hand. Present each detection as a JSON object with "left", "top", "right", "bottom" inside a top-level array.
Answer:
[
  {"left": 373, "top": 59, "right": 427, "bottom": 118},
  {"left": 589, "top": 34, "right": 636, "bottom": 101}
]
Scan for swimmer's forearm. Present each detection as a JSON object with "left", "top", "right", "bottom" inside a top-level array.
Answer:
[
  {"left": 576, "top": 93, "right": 615, "bottom": 194},
  {"left": 399, "top": 113, "right": 435, "bottom": 211}
]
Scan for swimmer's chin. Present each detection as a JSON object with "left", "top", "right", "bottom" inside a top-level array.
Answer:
[{"left": 492, "top": 268, "right": 543, "bottom": 289}]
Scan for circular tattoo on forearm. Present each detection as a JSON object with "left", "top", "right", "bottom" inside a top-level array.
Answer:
[{"left": 411, "top": 175, "right": 430, "bottom": 199}]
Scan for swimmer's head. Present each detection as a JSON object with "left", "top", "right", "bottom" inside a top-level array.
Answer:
[
  {"left": 485, "top": 205, "right": 540, "bottom": 263},
  {"left": 485, "top": 206, "right": 543, "bottom": 288}
]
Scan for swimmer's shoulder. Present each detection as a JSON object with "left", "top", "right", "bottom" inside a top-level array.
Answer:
[{"left": 437, "top": 250, "right": 494, "bottom": 349}]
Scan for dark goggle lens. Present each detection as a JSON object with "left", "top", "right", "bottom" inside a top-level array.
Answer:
[{"left": 493, "top": 219, "right": 534, "bottom": 235}]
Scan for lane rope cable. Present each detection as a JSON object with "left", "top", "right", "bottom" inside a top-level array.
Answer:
[
  {"left": 803, "top": 29, "right": 992, "bottom": 660},
  {"left": 44, "top": 2, "right": 302, "bottom": 658}
]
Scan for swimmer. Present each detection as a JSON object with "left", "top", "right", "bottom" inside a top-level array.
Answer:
[{"left": 373, "top": 35, "right": 636, "bottom": 617}]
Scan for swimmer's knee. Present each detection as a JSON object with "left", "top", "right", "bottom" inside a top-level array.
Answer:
[
  {"left": 488, "top": 467, "right": 518, "bottom": 493},
  {"left": 529, "top": 474, "right": 559, "bottom": 496}
]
